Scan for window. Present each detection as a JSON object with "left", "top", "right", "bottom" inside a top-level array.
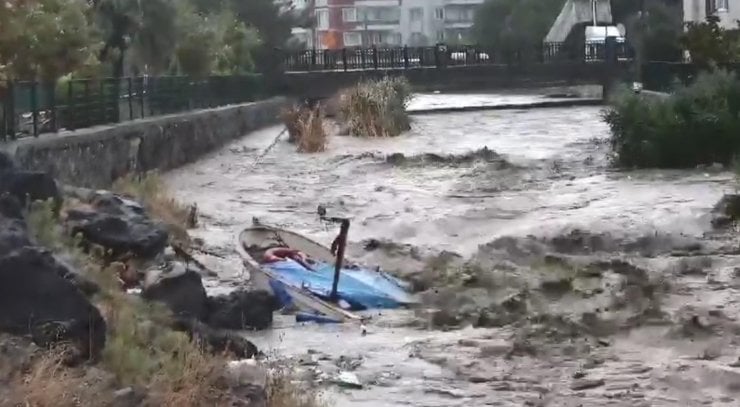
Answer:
[
  {"left": 315, "top": 0, "right": 327, "bottom": 7},
  {"left": 342, "top": 7, "right": 357, "bottom": 22},
  {"left": 409, "top": 7, "right": 423, "bottom": 22},
  {"left": 435, "top": 7, "right": 444, "bottom": 20},
  {"left": 343, "top": 32, "right": 362, "bottom": 47},
  {"left": 436, "top": 30, "right": 445, "bottom": 41},
  {"left": 708, "top": 0, "right": 729, "bottom": 14},
  {"left": 316, "top": 9, "right": 329, "bottom": 30}
]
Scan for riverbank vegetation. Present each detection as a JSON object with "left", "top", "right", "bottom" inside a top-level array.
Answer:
[
  {"left": 604, "top": 70, "right": 740, "bottom": 168},
  {"left": 281, "top": 104, "right": 328, "bottom": 153},
  {"left": 0, "top": 0, "right": 308, "bottom": 83},
  {"left": 339, "top": 77, "right": 412, "bottom": 138},
  {"left": 4, "top": 175, "right": 324, "bottom": 407}
]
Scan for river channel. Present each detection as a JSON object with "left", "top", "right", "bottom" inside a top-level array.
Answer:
[{"left": 166, "top": 93, "right": 740, "bottom": 406}]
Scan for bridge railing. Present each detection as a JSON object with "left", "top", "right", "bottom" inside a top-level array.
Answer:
[
  {"left": 284, "top": 42, "right": 634, "bottom": 72},
  {"left": 0, "top": 74, "right": 264, "bottom": 141}
]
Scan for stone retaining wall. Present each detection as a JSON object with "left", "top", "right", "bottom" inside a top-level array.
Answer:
[{"left": 3, "top": 97, "right": 288, "bottom": 188}]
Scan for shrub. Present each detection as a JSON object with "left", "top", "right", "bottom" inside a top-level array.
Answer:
[
  {"left": 281, "top": 104, "right": 328, "bottom": 153},
  {"left": 339, "top": 77, "right": 412, "bottom": 138},
  {"left": 604, "top": 70, "right": 740, "bottom": 168}
]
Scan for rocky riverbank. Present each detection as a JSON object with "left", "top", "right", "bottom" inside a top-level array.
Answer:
[{"left": 0, "top": 151, "right": 321, "bottom": 407}]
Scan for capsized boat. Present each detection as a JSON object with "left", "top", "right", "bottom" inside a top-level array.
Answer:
[{"left": 236, "top": 219, "right": 417, "bottom": 323}]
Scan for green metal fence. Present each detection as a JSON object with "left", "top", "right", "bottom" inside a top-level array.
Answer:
[{"left": 0, "top": 74, "right": 264, "bottom": 141}]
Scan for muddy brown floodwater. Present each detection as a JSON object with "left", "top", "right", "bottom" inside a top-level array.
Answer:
[{"left": 167, "top": 93, "right": 740, "bottom": 406}]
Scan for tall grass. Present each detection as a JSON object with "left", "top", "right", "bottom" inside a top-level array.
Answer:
[
  {"left": 339, "top": 77, "right": 412, "bottom": 138},
  {"left": 603, "top": 70, "right": 740, "bottom": 168},
  {"left": 281, "top": 104, "right": 328, "bottom": 153}
]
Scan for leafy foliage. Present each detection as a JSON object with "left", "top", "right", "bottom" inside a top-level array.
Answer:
[
  {"left": 0, "top": 0, "right": 101, "bottom": 81},
  {"left": 682, "top": 16, "right": 740, "bottom": 68},
  {"left": 624, "top": 0, "right": 683, "bottom": 63},
  {"left": 604, "top": 70, "right": 740, "bottom": 168},
  {"left": 472, "top": 0, "right": 564, "bottom": 61}
]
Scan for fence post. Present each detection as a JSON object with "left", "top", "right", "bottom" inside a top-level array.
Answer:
[
  {"left": 361, "top": 48, "right": 366, "bottom": 69},
  {"left": 48, "top": 82, "right": 57, "bottom": 132},
  {"left": 30, "top": 81, "right": 39, "bottom": 137},
  {"left": 66, "top": 80, "right": 74, "bottom": 130},
  {"left": 342, "top": 48, "right": 348, "bottom": 72},
  {"left": 127, "top": 77, "right": 134, "bottom": 120},
  {"left": 310, "top": 49, "right": 316, "bottom": 71},
  {"left": 5, "top": 82, "right": 14, "bottom": 140},
  {"left": 139, "top": 77, "right": 145, "bottom": 118},
  {"left": 83, "top": 80, "right": 91, "bottom": 127},
  {"left": 403, "top": 46, "right": 409, "bottom": 70},
  {"left": 372, "top": 46, "right": 378, "bottom": 70}
]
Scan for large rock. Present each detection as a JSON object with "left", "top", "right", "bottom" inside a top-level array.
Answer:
[
  {"left": 0, "top": 171, "right": 61, "bottom": 210},
  {"left": 66, "top": 192, "right": 168, "bottom": 259},
  {"left": 142, "top": 262, "right": 208, "bottom": 320},
  {"left": 0, "top": 247, "right": 106, "bottom": 360},
  {"left": 206, "top": 290, "right": 277, "bottom": 331},
  {"left": 171, "top": 318, "right": 260, "bottom": 359},
  {"left": 711, "top": 194, "right": 740, "bottom": 228},
  {"left": 0, "top": 194, "right": 32, "bottom": 256}
]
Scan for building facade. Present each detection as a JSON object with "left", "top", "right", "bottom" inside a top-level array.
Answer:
[
  {"left": 297, "top": 0, "right": 484, "bottom": 49},
  {"left": 684, "top": 0, "right": 739, "bottom": 29}
]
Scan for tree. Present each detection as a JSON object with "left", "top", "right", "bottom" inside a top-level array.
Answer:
[
  {"left": 682, "top": 16, "right": 740, "bottom": 67},
  {"left": 92, "top": 0, "right": 178, "bottom": 77},
  {"left": 624, "top": 0, "right": 683, "bottom": 63},
  {"left": 230, "top": 0, "right": 312, "bottom": 74},
  {"left": 472, "top": 0, "right": 564, "bottom": 61},
  {"left": 0, "top": 0, "right": 100, "bottom": 82}
]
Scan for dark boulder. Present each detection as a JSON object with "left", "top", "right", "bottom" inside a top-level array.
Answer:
[
  {"left": 206, "top": 290, "right": 277, "bottom": 331},
  {"left": 711, "top": 194, "right": 740, "bottom": 228},
  {"left": 0, "top": 194, "right": 32, "bottom": 256},
  {"left": 0, "top": 151, "right": 15, "bottom": 171},
  {"left": 142, "top": 262, "right": 208, "bottom": 320},
  {"left": 0, "top": 247, "right": 106, "bottom": 360},
  {"left": 171, "top": 318, "right": 260, "bottom": 359},
  {"left": 0, "top": 170, "right": 61, "bottom": 210},
  {"left": 65, "top": 192, "right": 168, "bottom": 259}
]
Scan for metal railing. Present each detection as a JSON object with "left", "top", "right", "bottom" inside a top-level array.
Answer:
[
  {"left": 1, "top": 74, "right": 264, "bottom": 141},
  {"left": 283, "top": 42, "right": 634, "bottom": 72}
]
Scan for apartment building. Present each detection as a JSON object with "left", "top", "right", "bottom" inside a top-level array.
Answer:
[
  {"left": 684, "top": 0, "right": 739, "bottom": 29},
  {"left": 305, "top": 0, "right": 483, "bottom": 49},
  {"left": 400, "top": 0, "right": 484, "bottom": 46}
]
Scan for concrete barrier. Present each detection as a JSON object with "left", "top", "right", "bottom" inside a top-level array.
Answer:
[{"left": 3, "top": 97, "right": 289, "bottom": 188}]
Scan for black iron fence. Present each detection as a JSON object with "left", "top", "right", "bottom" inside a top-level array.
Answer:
[
  {"left": 1, "top": 74, "right": 264, "bottom": 141},
  {"left": 284, "top": 42, "right": 634, "bottom": 72}
]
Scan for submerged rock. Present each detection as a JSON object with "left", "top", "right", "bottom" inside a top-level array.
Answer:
[
  {"left": 172, "top": 318, "right": 259, "bottom": 359},
  {"left": 142, "top": 262, "right": 208, "bottom": 320},
  {"left": 66, "top": 192, "right": 168, "bottom": 259},
  {"left": 0, "top": 247, "right": 106, "bottom": 360},
  {"left": 206, "top": 290, "right": 277, "bottom": 331},
  {"left": 711, "top": 194, "right": 740, "bottom": 228}
]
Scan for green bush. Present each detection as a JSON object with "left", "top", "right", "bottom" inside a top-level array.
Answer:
[
  {"left": 604, "top": 70, "right": 740, "bottom": 168},
  {"left": 339, "top": 76, "right": 412, "bottom": 138}
]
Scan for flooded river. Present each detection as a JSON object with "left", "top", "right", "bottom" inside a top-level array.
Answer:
[{"left": 167, "top": 93, "right": 740, "bottom": 406}]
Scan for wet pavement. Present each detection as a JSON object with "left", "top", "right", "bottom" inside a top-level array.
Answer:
[{"left": 166, "top": 93, "right": 740, "bottom": 406}]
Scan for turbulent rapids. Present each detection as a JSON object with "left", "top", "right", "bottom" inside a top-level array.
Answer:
[{"left": 166, "top": 94, "right": 740, "bottom": 406}]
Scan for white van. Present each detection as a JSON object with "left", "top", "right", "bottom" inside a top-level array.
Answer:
[{"left": 584, "top": 25, "right": 626, "bottom": 61}]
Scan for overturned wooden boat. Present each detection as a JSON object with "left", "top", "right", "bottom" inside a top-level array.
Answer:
[{"left": 236, "top": 218, "right": 416, "bottom": 324}]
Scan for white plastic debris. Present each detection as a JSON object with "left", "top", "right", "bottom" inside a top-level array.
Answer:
[{"left": 333, "top": 371, "right": 362, "bottom": 389}]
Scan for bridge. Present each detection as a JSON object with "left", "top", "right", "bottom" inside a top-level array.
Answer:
[{"left": 275, "top": 41, "right": 635, "bottom": 99}]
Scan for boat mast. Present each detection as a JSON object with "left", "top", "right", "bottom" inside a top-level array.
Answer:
[{"left": 330, "top": 219, "right": 350, "bottom": 302}]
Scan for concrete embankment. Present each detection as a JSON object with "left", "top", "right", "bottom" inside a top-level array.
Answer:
[{"left": 2, "top": 97, "right": 289, "bottom": 188}]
